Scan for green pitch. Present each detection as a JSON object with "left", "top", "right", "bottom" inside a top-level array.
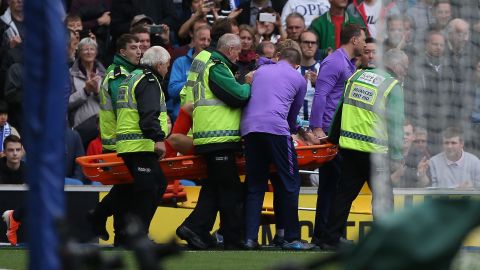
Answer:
[
  {"left": 0, "top": 248, "right": 335, "bottom": 270},
  {"left": 0, "top": 248, "right": 479, "bottom": 270}
]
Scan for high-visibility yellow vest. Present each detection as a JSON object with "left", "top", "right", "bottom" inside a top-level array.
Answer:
[
  {"left": 190, "top": 51, "right": 241, "bottom": 146},
  {"left": 115, "top": 69, "right": 169, "bottom": 154},
  {"left": 339, "top": 68, "right": 398, "bottom": 153},
  {"left": 99, "top": 65, "right": 129, "bottom": 152}
]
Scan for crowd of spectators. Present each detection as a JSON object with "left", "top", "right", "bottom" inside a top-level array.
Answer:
[{"left": 0, "top": 0, "right": 477, "bottom": 189}]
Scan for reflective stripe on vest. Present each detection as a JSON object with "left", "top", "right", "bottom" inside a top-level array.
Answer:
[
  {"left": 116, "top": 69, "right": 168, "bottom": 154},
  {"left": 339, "top": 130, "right": 388, "bottom": 146},
  {"left": 339, "top": 69, "right": 398, "bottom": 153}
]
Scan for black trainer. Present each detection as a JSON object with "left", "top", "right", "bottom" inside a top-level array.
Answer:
[
  {"left": 86, "top": 210, "right": 109, "bottom": 241},
  {"left": 243, "top": 239, "right": 260, "bottom": 250},
  {"left": 176, "top": 225, "right": 208, "bottom": 249},
  {"left": 272, "top": 235, "right": 285, "bottom": 247}
]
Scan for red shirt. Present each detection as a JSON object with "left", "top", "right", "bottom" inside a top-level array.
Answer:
[
  {"left": 86, "top": 136, "right": 102, "bottom": 156},
  {"left": 331, "top": 15, "right": 344, "bottom": 49}
]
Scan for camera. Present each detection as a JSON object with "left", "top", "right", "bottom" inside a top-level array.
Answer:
[{"left": 150, "top": 25, "right": 164, "bottom": 35}]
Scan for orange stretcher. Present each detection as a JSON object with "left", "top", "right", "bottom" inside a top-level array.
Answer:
[
  {"left": 76, "top": 144, "right": 337, "bottom": 204},
  {"left": 76, "top": 144, "right": 338, "bottom": 185}
]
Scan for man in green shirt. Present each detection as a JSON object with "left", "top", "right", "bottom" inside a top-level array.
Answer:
[
  {"left": 319, "top": 48, "right": 406, "bottom": 251},
  {"left": 309, "top": 0, "right": 366, "bottom": 59}
]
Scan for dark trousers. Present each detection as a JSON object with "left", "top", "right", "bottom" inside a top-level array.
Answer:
[
  {"left": 321, "top": 149, "right": 392, "bottom": 244},
  {"left": 183, "top": 150, "right": 244, "bottom": 246},
  {"left": 243, "top": 133, "right": 300, "bottom": 242},
  {"left": 313, "top": 154, "right": 342, "bottom": 241},
  {"left": 106, "top": 152, "right": 166, "bottom": 243}
]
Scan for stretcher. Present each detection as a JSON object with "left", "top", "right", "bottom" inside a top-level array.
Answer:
[{"left": 76, "top": 144, "right": 338, "bottom": 203}]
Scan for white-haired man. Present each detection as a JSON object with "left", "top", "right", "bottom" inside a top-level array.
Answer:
[
  {"left": 176, "top": 33, "right": 252, "bottom": 250},
  {"left": 112, "top": 46, "right": 171, "bottom": 245}
]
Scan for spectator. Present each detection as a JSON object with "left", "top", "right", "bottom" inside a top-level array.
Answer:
[
  {"left": 129, "top": 14, "right": 154, "bottom": 30},
  {"left": 256, "top": 7, "right": 286, "bottom": 44},
  {"left": 445, "top": 18, "right": 475, "bottom": 83},
  {"left": 70, "top": 0, "right": 112, "bottom": 65},
  {"left": 256, "top": 40, "right": 277, "bottom": 61},
  {"left": 406, "top": 0, "right": 435, "bottom": 52},
  {"left": 211, "top": 18, "right": 237, "bottom": 46},
  {"left": 0, "top": 134, "right": 24, "bottom": 184},
  {"left": 309, "top": 24, "right": 367, "bottom": 246},
  {"left": 285, "top": 12, "right": 306, "bottom": 42},
  {"left": 128, "top": 15, "right": 173, "bottom": 59},
  {"left": 136, "top": 0, "right": 180, "bottom": 33},
  {"left": 297, "top": 30, "right": 320, "bottom": 124},
  {"left": 237, "top": 24, "right": 257, "bottom": 83},
  {"left": 309, "top": 0, "right": 366, "bottom": 59},
  {"left": 391, "top": 121, "right": 429, "bottom": 188},
  {"left": 204, "top": 0, "right": 243, "bottom": 26},
  {"left": 0, "top": 134, "right": 24, "bottom": 246},
  {"left": 383, "top": 15, "right": 405, "bottom": 51},
  {"left": 65, "top": 127, "right": 86, "bottom": 185},
  {"left": 168, "top": 24, "right": 211, "bottom": 121},
  {"left": 242, "top": 47, "right": 313, "bottom": 250},
  {"left": 418, "top": 127, "right": 480, "bottom": 189},
  {"left": 65, "top": 14, "right": 96, "bottom": 42},
  {"left": 3, "top": 62, "right": 22, "bottom": 129},
  {"left": 0, "top": 100, "right": 19, "bottom": 156},
  {"left": 280, "top": 0, "right": 330, "bottom": 28},
  {"left": 130, "top": 25, "right": 151, "bottom": 54},
  {"left": 358, "top": 36, "right": 377, "bottom": 68},
  {"left": 68, "top": 38, "right": 106, "bottom": 148},
  {"left": 178, "top": 0, "right": 211, "bottom": 43},
  {"left": 444, "top": 19, "right": 477, "bottom": 151},
  {"left": 0, "top": 0, "right": 24, "bottom": 50},
  {"left": 67, "top": 29, "right": 79, "bottom": 67},
  {"left": 405, "top": 30, "right": 455, "bottom": 154},
  {"left": 402, "top": 14, "right": 417, "bottom": 57},
  {"left": 110, "top": 0, "right": 180, "bottom": 53},
  {"left": 414, "top": 126, "right": 431, "bottom": 157},
  {"left": 236, "top": 0, "right": 275, "bottom": 26},
  {"left": 174, "top": 18, "right": 209, "bottom": 60},
  {"left": 70, "top": 0, "right": 112, "bottom": 33},
  {"left": 430, "top": 0, "right": 452, "bottom": 31},
  {"left": 347, "top": 0, "right": 400, "bottom": 39},
  {"left": 0, "top": 0, "right": 24, "bottom": 99}
]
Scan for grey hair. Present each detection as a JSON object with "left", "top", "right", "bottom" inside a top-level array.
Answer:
[
  {"left": 446, "top": 18, "right": 469, "bottom": 36},
  {"left": 286, "top": 12, "right": 305, "bottom": 23},
  {"left": 140, "top": 46, "right": 171, "bottom": 67},
  {"left": 77, "top": 37, "right": 97, "bottom": 52},
  {"left": 384, "top": 48, "right": 408, "bottom": 69},
  {"left": 217, "top": 33, "right": 241, "bottom": 50},
  {"left": 414, "top": 126, "right": 428, "bottom": 137}
]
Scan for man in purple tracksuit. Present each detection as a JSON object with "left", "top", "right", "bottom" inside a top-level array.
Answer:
[
  {"left": 241, "top": 48, "right": 313, "bottom": 250},
  {"left": 309, "top": 24, "right": 367, "bottom": 245}
]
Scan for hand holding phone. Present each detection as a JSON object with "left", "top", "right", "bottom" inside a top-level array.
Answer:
[
  {"left": 259, "top": 13, "right": 276, "bottom": 23},
  {"left": 150, "top": 25, "right": 164, "bottom": 35}
]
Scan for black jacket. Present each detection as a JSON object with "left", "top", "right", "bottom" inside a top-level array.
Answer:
[
  {"left": 135, "top": 66, "right": 166, "bottom": 143},
  {"left": 0, "top": 157, "right": 25, "bottom": 184}
]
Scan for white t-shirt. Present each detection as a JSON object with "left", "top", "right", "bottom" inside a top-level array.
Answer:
[
  {"left": 281, "top": 0, "right": 330, "bottom": 28},
  {"left": 363, "top": 0, "right": 382, "bottom": 38}
]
